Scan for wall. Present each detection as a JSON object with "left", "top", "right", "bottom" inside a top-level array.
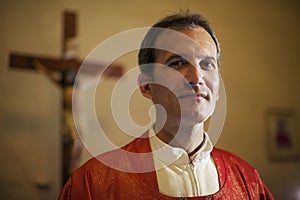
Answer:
[
  {"left": 0, "top": 1, "right": 62, "bottom": 199},
  {"left": 211, "top": 2, "right": 300, "bottom": 199},
  {"left": 0, "top": 0, "right": 299, "bottom": 199}
]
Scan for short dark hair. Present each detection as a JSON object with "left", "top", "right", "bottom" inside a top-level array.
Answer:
[{"left": 138, "top": 11, "right": 220, "bottom": 76}]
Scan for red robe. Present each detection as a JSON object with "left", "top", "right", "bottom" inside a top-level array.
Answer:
[{"left": 59, "top": 135, "right": 274, "bottom": 200}]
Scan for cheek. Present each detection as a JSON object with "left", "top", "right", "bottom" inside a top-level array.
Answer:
[
  {"left": 153, "top": 66, "right": 186, "bottom": 91},
  {"left": 151, "top": 85, "right": 176, "bottom": 103},
  {"left": 206, "top": 73, "right": 220, "bottom": 94},
  {"left": 151, "top": 86, "right": 181, "bottom": 115}
]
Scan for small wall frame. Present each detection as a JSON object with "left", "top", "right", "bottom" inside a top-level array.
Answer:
[{"left": 266, "top": 108, "right": 299, "bottom": 161}]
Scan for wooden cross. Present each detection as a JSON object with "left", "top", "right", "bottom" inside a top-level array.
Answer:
[{"left": 9, "top": 11, "right": 124, "bottom": 184}]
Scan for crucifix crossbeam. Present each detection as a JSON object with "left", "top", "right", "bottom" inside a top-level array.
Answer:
[{"left": 9, "top": 52, "right": 123, "bottom": 78}]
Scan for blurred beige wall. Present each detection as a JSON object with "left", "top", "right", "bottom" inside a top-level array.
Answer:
[{"left": 0, "top": 0, "right": 299, "bottom": 199}]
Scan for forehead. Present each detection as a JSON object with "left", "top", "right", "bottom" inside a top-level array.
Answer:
[{"left": 154, "top": 27, "right": 217, "bottom": 60}]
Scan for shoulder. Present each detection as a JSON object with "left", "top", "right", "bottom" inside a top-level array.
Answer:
[
  {"left": 71, "top": 135, "right": 153, "bottom": 177},
  {"left": 212, "top": 147, "right": 266, "bottom": 189},
  {"left": 212, "top": 147, "right": 256, "bottom": 171},
  {"left": 58, "top": 157, "right": 112, "bottom": 200},
  {"left": 211, "top": 148, "right": 274, "bottom": 199},
  {"left": 70, "top": 156, "right": 109, "bottom": 179},
  {"left": 212, "top": 147, "right": 264, "bottom": 186}
]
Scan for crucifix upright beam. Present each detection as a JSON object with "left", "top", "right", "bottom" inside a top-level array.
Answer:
[
  {"left": 62, "top": 11, "right": 77, "bottom": 55},
  {"left": 9, "top": 11, "right": 124, "bottom": 184}
]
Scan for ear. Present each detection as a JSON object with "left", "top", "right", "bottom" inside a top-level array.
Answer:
[{"left": 138, "top": 73, "right": 152, "bottom": 99}]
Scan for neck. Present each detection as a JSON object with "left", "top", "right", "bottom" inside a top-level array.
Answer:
[{"left": 155, "top": 123, "right": 205, "bottom": 154}]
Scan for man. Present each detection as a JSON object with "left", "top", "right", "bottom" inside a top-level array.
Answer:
[{"left": 59, "top": 12, "right": 274, "bottom": 199}]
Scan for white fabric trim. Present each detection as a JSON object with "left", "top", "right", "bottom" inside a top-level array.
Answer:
[{"left": 149, "top": 128, "right": 219, "bottom": 197}]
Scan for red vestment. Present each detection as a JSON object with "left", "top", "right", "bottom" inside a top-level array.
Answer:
[{"left": 59, "top": 135, "right": 274, "bottom": 200}]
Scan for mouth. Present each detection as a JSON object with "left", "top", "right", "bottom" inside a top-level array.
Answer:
[{"left": 177, "top": 92, "right": 209, "bottom": 100}]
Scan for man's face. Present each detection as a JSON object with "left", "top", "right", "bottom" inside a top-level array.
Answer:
[{"left": 141, "top": 27, "right": 219, "bottom": 133}]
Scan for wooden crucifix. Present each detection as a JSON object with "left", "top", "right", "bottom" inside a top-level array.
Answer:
[{"left": 9, "top": 11, "right": 124, "bottom": 184}]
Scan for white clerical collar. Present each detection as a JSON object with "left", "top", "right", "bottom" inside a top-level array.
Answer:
[{"left": 149, "top": 127, "right": 213, "bottom": 166}]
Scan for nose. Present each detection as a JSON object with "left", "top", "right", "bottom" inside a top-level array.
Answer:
[{"left": 187, "top": 65, "right": 204, "bottom": 89}]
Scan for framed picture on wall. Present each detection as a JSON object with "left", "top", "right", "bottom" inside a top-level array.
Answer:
[{"left": 266, "top": 108, "right": 299, "bottom": 161}]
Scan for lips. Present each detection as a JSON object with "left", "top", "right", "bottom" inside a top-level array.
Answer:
[{"left": 177, "top": 91, "right": 208, "bottom": 100}]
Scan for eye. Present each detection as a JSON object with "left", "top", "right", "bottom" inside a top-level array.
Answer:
[
  {"left": 168, "top": 59, "right": 188, "bottom": 69},
  {"left": 199, "top": 60, "right": 217, "bottom": 71}
]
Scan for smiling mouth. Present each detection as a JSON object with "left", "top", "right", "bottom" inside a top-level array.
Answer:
[{"left": 177, "top": 92, "right": 209, "bottom": 100}]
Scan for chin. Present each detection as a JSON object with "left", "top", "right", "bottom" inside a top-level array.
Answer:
[
  {"left": 179, "top": 115, "right": 206, "bottom": 126},
  {"left": 184, "top": 108, "right": 213, "bottom": 120}
]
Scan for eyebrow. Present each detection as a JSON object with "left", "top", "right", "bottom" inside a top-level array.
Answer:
[
  {"left": 203, "top": 56, "right": 217, "bottom": 62},
  {"left": 165, "top": 54, "right": 216, "bottom": 64}
]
